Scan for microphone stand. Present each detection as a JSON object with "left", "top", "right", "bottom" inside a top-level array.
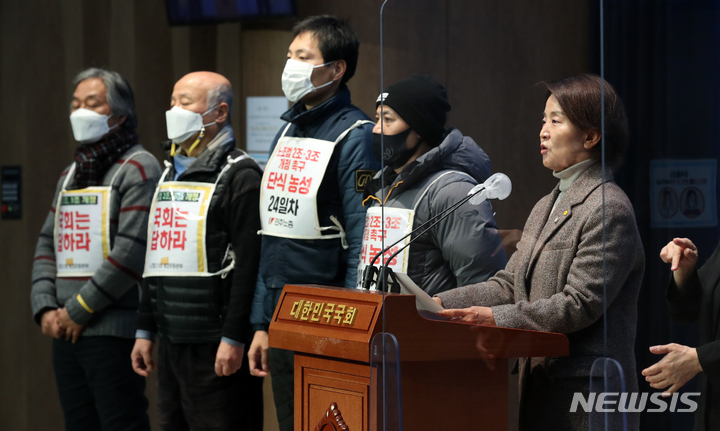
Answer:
[{"left": 362, "top": 184, "right": 486, "bottom": 292}]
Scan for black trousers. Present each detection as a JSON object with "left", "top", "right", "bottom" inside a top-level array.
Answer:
[
  {"left": 52, "top": 336, "right": 150, "bottom": 431},
  {"left": 157, "top": 339, "right": 263, "bottom": 431}
]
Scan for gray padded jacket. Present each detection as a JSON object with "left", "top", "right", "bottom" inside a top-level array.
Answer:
[{"left": 363, "top": 128, "right": 507, "bottom": 296}]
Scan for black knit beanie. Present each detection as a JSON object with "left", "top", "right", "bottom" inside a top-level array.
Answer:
[{"left": 375, "top": 74, "right": 451, "bottom": 147}]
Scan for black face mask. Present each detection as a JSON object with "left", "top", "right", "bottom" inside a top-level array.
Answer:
[{"left": 371, "top": 128, "right": 419, "bottom": 170}]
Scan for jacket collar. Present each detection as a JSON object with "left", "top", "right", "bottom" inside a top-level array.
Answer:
[
  {"left": 525, "top": 161, "right": 614, "bottom": 280},
  {"left": 363, "top": 128, "right": 492, "bottom": 202},
  {"left": 281, "top": 85, "right": 351, "bottom": 128},
  {"left": 556, "top": 161, "right": 613, "bottom": 209},
  {"left": 162, "top": 125, "right": 236, "bottom": 179}
]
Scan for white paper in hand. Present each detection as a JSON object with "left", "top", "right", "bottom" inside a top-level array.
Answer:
[{"left": 395, "top": 273, "right": 443, "bottom": 313}]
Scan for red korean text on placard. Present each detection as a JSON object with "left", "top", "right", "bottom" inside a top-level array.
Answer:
[
  {"left": 150, "top": 208, "right": 189, "bottom": 251},
  {"left": 385, "top": 216, "right": 402, "bottom": 230},
  {"left": 277, "top": 157, "right": 308, "bottom": 173},
  {"left": 277, "top": 147, "right": 292, "bottom": 158},
  {"left": 275, "top": 144, "right": 322, "bottom": 175},
  {"left": 368, "top": 215, "right": 382, "bottom": 229},
  {"left": 305, "top": 150, "right": 321, "bottom": 162},
  {"left": 291, "top": 148, "right": 305, "bottom": 159},
  {"left": 282, "top": 175, "right": 313, "bottom": 195},
  {"left": 57, "top": 211, "right": 92, "bottom": 252},
  {"left": 265, "top": 172, "right": 288, "bottom": 192},
  {"left": 361, "top": 243, "right": 399, "bottom": 266}
]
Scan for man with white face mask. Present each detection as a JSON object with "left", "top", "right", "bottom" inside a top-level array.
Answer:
[
  {"left": 30, "top": 68, "right": 160, "bottom": 431},
  {"left": 131, "top": 71, "right": 264, "bottom": 431},
  {"left": 248, "top": 15, "right": 378, "bottom": 431}
]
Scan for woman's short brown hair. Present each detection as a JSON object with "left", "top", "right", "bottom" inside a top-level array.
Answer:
[{"left": 544, "top": 74, "right": 629, "bottom": 168}]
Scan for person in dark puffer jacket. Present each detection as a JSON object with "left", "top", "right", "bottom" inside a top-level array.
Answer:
[
  {"left": 131, "top": 72, "right": 263, "bottom": 431},
  {"left": 247, "top": 16, "right": 379, "bottom": 431},
  {"left": 361, "top": 74, "right": 507, "bottom": 295}
]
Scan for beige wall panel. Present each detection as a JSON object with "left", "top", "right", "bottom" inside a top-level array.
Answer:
[
  {"left": 263, "top": 375, "right": 280, "bottom": 431},
  {"left": 348, "top": 42, "right": 382, "bottom": 119},
  {"left": 241, "top": 30, "right": 290, "bottom": 97},
  {"left": 240, "top": 30, "right": 291, "bottom": 150}
]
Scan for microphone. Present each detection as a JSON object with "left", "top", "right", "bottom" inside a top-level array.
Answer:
[{"left": 362, "top": 172, "right": 512, "bottom": 292}]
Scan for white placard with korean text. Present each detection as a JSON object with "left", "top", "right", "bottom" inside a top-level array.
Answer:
[
  {"left": 650, "top": 159, "right": 717, "bottom": 228},
  {"left": 356, "top": 206, "right": 414, "bottom": 289},
  {"left": 143, "top": 183, "right": 214, "bottom": 277},
  {"left": 55, "top": 189, "right": 110, "bottom": 277},
  {"left": 259, "top": 136, "right": 336, "bottom": 238}
]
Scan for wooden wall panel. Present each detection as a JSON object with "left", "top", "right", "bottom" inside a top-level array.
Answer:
[
  {"left": 133, "top": 0, "right": 175, "bottom": 162},
  {"left": 190, "top": 25, "right": 219, "bottom": 72},
  {"left": 445, "top": 0, "right": 590, "bottom": 230},
  {"left": 61, "top": 0, "right": 85, "bottom": 105},
  {"left": 82, "top": 0, "right": 112, "bottom": 69},
  {"left": 0, "top": 1, "right": 31, "bottom": 429},
  {"left": 18, "top": 0, "right": 68, "bottom": 429},
  {"left": 216, "top": 23, "right": 243, "bottom": 134},
  {"left": 171, "top": 26, "right": 192, "bottom": 82},
  {"left": 109, "top": 0, "right": 136, "bottom": 84}
]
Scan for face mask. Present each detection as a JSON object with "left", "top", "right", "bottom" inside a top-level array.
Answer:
[
  {"left": 165, "top": 105, "right": 218, "bottom": 144},
  {"left": 281, "top": 59, "right": 335, "bottom": 103},
  {"left": 70, "top": 108, "right": 118, "bottom": 144},
  {"left": 372, "top": 128, "right": 419, "bottom": 170}
]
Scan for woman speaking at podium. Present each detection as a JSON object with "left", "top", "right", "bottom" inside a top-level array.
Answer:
[
  {"left": 435, "top": 74, "right": 645, "bottom": 430},
  {"left": 359, "top": 74, "right": 506, "bottom": 296}
]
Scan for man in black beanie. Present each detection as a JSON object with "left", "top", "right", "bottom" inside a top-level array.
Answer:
[
  {"left": 379, "top": 74, "right": 451, "bottom": 146},
  {"left": 359, "top": 74, "right": 506, "bottom": 295}
]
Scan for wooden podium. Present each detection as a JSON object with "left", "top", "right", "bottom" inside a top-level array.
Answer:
[{"left": 268, "top": 284, "right": 569, "bottom": 431}]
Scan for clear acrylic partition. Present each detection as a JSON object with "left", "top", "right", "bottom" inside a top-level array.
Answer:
[
  {"left": 369, "top": 1, "right": 594, "bottom": 430},
  {"left": 369, "top": 333, "right": 403, "bottom": 431},
  {"left": 365, "top": 0, "right": 719, "bottom": 430},
  {"left": 591, "top": 1, "right": 631, "bottom": 429},
  {"left": 589, "top": 357, "right": 628, "bottom": 430}
]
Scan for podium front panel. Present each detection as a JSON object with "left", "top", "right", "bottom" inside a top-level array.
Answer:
[{"left": 295, "top": 354, "right": 374, "bottom": 431}]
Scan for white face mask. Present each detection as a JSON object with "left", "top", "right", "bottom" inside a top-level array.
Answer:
[
  {"left": 281, "top": 59, "right": 335, "bottom": 103},
  {"left": 69, "top": 108, "right": 118, "bottom": 144},
  {"left": 165, "top": 105, "right": 218, "bottom": 144}
]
